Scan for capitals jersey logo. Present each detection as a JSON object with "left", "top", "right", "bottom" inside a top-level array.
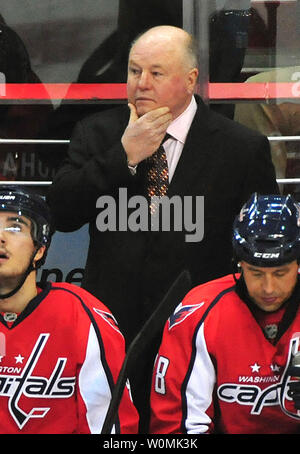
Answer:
[
  {"left": 0, "top": 333, "right": 76, "bottom": 429},
  {"left": 217, "top": 336, "right": 300, "bottom": 420},
  {"left": 168, "top": 302, "right": 204, "bottom": 330},
  {"left": 93, "top": 308, "right": 121, "bottom": 334}
]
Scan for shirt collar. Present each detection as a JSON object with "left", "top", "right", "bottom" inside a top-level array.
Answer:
[{"left": 167, "top": 96, "right": 197, "bottom": 144}]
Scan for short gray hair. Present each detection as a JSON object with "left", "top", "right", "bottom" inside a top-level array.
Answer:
[{"left": 185, "top": 33, "right": 199, "bottom": 69}]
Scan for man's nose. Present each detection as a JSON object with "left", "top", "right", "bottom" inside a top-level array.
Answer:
[
  {"left": 138, "top": 71, "right": 151, "bottom": 89},
  {"left": 262, "top": 275, "right": 275, "bottom": 294}
]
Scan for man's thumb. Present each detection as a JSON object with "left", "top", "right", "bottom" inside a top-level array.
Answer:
[{"left": 128, "top": 103, "right": 138, "bottom": 123}]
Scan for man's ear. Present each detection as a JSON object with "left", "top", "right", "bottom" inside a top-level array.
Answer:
[
  {"left": 33, "top": 245, "right": 46, "bottom": 268},
  {"left": 187, "top": 68, "right": 199, "bottom": 94}
]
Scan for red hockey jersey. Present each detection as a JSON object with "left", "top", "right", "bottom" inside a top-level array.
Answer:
[
  {"left": 0, "top": 282, "right": 138, "bottom": 434},
  {"left": 150, "top": 274, "right": 300, "bottom": 434}
]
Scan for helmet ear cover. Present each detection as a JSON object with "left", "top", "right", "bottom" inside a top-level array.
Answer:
[{"left": 232, "top": 193, "right": 300, "bottom": 268}]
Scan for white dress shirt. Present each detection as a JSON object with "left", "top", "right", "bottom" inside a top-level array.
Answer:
[{"left": 164, "top": 96, "right": 197, "bottom": 182}]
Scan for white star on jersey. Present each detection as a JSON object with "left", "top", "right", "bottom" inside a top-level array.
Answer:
[
  {"left": 250, "top": 363, "right": 261, "bottom": 373},
  {"left": 15, "top": 354, "right": 24, "bottom": 364}
]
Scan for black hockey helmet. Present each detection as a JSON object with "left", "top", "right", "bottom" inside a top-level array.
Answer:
[
  {"left": 0, "top": 185, "right": 53, "bottom": 268},
  {"left": 232, "top": 193, "right": 300, "bottom": 267}
]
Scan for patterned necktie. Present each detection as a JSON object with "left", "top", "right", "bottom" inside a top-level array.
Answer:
[{"left": 147, "top": 135, "right": 170, "bottom": 216}]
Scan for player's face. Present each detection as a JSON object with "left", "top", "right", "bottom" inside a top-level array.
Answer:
[
  {"left": 0, "top": 211, "right": 44, "bottom": 282},
  {"left": 127, "top": 36, "right": 198, "bottom": 119},
  {"left": 240, "top": 260, "right": 299, "bottom": 312}
]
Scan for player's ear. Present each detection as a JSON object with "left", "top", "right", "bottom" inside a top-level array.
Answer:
[{"left": 33, "top": 245, "right": 46, "bottom": 268}]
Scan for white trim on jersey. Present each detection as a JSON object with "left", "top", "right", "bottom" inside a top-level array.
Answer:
[
  {"left": 78, "top": 324, "right": 115, "bottom": 434},
  {"left": 184, "top": 323, "right": 216, "bottom": 434}
]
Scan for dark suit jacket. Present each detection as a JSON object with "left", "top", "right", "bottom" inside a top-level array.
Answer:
[{"left": 48, "top": 96, "right": 279, "bottom": 342}]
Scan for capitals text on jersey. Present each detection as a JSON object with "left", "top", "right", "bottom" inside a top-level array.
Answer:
[{"left": 1, "top": 333, "right": 75, "bottom": 429}]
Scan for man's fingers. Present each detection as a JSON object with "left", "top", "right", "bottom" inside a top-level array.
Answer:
[
  {"left": 143, "top": 106, "right": 171, "bottom": 121},
  {"left": 128, "top": 105, "right": 172, "bottom": 127},
  {"left": 123, "top": 104, "right": 172, "bottom": 164},
  {"left": 155, "top": 112, "right": 173, "bottom": 129},
  {"left": 142, "top": 108, "right": 173, "bottom": 134}
]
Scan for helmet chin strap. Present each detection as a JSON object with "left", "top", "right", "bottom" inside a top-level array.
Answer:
[
  {"left": 232, "top": 258, "right": 242, "bottom": 284},
  {"left": 0, "top": 247, "right": 39, "bottom": 300}
]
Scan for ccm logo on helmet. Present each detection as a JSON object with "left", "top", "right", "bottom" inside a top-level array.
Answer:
[{"left": 253, "top": 252, "right": 280, "bottom": 259}]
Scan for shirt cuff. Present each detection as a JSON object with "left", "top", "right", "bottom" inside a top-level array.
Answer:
[{"left": 127, "top": 162, "right": 138, "bottom": 175}]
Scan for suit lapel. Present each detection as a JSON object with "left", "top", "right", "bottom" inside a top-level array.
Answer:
[{"left": 168, "top": 98, "right": 219, "bottom": 197}]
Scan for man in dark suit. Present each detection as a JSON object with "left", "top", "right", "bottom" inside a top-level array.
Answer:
[{"left": 48, "top": 26, "right": 278, "bottom": 431}]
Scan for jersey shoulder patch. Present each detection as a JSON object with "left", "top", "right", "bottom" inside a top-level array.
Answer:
[
  {"left": 168, "top": 301, "right": 205, "bottom": 330},
  {"left": 93, "top": 308, "right": 122, "bottom": 335}
]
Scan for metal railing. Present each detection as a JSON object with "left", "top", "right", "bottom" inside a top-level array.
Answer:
[{"left": 0, "top": 135, "right": 300, "bottom": 185}]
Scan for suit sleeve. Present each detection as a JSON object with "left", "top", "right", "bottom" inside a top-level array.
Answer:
[
  {"left": 150, "top": 303, "right": 216, "bottom": 434},
  {"left": 47, "top": 113, "right": 135, "bottom": 232}
]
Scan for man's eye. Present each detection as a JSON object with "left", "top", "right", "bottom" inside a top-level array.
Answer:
[{"left": 129, "top": 67, "right": 140, "bottom": 75}]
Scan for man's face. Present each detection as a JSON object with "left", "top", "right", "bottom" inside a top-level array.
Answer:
[
  {"left": 0, "top": 211, "right": 43, "bottom": 283},
  {"left": 127, "top": 36, "right": 198, "bottom": 119},
  {"left": 240, "top": 260, "right": 299, "bottom": 312}
]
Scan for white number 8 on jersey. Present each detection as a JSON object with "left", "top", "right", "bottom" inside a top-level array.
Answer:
[{"left": 154, "top": 356, "right": 170, "bottom": 395}]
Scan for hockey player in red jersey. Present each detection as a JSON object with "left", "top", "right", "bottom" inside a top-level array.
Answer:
[
  {"left": 150, "top": 193, "right": 300, "bottom": 434},
  {"left": 0, "top": 186, "right": 138, "bottom": 434}
]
